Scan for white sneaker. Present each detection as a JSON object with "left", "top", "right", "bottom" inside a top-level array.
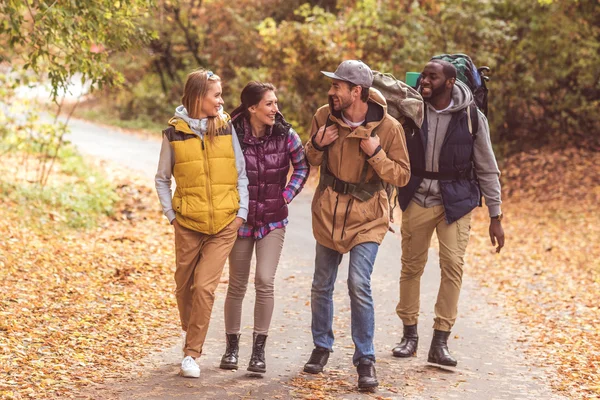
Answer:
[{"left": 180, "top": 356, "right": 200, "bottom": 378}]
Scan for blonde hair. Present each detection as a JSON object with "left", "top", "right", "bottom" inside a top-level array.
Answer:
[{"left": 181, "top": 69, "right": 223, "bottom": 140}]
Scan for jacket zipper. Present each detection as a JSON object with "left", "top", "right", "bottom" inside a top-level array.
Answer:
[
  {"left": 423, "top": 115, "right": 439, "bottom": 208},
  {"left": 331, "top": 193, "right": 340, "bottom": 240},
  {"left": 202, "top": 136, "right": 213, "bottom": 233}
]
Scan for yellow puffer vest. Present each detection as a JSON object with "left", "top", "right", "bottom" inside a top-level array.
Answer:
[{"left": 164, "top": 115, "right": 239, "bottom": 235}]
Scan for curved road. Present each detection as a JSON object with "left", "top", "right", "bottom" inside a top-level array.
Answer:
[{"left": 66, "top": 119, "right": 564, "bottom": 399}]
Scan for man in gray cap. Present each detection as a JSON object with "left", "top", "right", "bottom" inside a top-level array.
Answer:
[{"left": 302, "top": 60, "right": 411, "bottom": 389}]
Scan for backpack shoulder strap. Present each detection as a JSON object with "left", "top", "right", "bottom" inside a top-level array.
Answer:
[{"left": 467, "top": 104, "right": 479, "bottom": 139}]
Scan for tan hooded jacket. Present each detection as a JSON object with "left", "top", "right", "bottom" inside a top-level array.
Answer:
[{"left": 305, "top": 88, "right": 411, "bottom": 253}]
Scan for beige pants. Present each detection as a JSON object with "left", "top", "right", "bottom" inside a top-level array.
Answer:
[
  {"left": 174, "top": 220, "right": 238, "bottom": 358},
  {"left": 224, "top": 228, "right": 286, "bottom": 335},
  {"left": 396, "top": 202, "right": 472, "bottom": 331}
]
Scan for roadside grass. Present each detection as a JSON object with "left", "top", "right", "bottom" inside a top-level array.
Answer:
[{"left": 0, "top": 145, "right": 118, "bottom": 230}]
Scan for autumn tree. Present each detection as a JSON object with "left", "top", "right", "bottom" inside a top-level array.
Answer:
[
  {"left": 0, "top": 0, "right": 154, "bottom": 99},
  {"left": 64, "top": 0, "right": 599, "bottom": 151},
  {"left": 0, "top": 0, "right": 154, "bottom": 185}
]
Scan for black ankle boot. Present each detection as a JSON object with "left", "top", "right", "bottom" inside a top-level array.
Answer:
[
  {"left": 247, "top": 333, "right": 267, "bottom": 373},
  {"left": 427, "top": 329, "right": 457, "bottom": 367},
  {"left": 303, "top": 347, "right": 330, "bottom": 374},
  {"left": 392, "top": 324, "right": 418, "bottom": 358},
  {"left": 357, "top": 357, "right": 378, "bottom": 389},
  {"left": 220, "top": 333, "right": 241, "bottom": 370}
]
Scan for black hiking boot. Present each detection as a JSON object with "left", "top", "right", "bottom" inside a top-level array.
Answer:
[
  {"left": 247, "top": 333, "right": 267, "bottom": 373},
  {"left": 357, "top": 357, "right": 378, "bottom": 389},
  {"left": 427, "top": 329, "right": 458, "bottom": 367},
  {"left": 392, "top": 324, "right": 418, "bottom": 357},
  {"left": 219, "top": 333, "right": 240, "bottom": 370},
  {"left": 303, "top": 347, "right": 330, "bottom": 374}
]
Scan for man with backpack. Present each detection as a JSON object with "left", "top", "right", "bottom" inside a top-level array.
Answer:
[
  {"left": 303, "top": 60, "right": 410, "bottom": 389},
  {"left": 392, "top": 59, "right": 505, "bottom": 367}
]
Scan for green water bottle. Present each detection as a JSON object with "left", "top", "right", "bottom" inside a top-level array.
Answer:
[{"left": 405, "top": 72, "right": 420, "bottom": 89}]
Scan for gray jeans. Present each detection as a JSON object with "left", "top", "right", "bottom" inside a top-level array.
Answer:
[{"left": 224, "top": 228, "right": 286, "bottom": 335}]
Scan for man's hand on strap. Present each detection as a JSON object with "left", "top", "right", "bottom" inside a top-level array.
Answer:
[
  {"left": 315, "top": 124, "right": 339, "bottom": 148},
  {"left": 360, "top": 135, "right": 381, "bottom": 157}
]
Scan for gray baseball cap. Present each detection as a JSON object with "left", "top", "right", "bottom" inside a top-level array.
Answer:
[{"left": 321, "top": 60, "right": 374, "bottom": 87}]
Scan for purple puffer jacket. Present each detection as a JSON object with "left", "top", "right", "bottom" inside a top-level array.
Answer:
[{"left": 231, "top": 112, "right": 291, "bottom": 227}]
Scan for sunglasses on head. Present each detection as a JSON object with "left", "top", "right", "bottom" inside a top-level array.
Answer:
[{"left": 206, "top": 70, "right": 214, "bottom": 78}]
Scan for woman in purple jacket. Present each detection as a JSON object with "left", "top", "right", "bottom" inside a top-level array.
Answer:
[{"left": 220, "top": 81, "right": 309, "bottom": 373}]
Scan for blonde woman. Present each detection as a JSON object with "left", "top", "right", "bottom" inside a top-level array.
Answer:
[{"left": 155, "top": 69, "right": 249, "bottom": 378}]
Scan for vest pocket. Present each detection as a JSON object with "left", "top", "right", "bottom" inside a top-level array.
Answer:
[
  {"left": 172, "top": 195, "right": 182, "bottom": 214},
  {"left": 172, "top": 195, "right": 187, "bottom": 216}
]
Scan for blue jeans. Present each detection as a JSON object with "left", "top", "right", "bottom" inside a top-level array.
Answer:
[{"left": 311, "top": 242, "right": 379, "bottom": 366}]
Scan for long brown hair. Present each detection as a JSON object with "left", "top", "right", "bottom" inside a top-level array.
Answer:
[
  {"left": 231, "top": 81, "right": 276, "bottom": 119},
  {"left": 181, "top": 69, "right": 222, "bottom": 140}
]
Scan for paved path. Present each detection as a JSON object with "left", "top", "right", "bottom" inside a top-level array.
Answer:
[
  {"left": 67, "top": 120, "right": 564, "bottom": 399},
  {"left": 66, "top": 118, "right": 162, "bottom": 181}
]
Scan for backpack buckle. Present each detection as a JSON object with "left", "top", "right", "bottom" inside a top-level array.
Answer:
[{"left": 332, "top": 178, "right": 349, "bottom": 194}]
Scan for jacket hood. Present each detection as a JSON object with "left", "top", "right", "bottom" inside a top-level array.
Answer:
[
  {"left": 169, "top": 105, "right": 230, "bottom": 136},
  {"left": 426, "top": 80, "right": 473, "bottom": 114},
  {"left": 368, "top": 87, "right": 388, "bottom": 111}
]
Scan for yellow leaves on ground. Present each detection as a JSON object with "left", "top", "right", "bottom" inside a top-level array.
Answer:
[
  {"left": 467, "top": 146, "right": 600, "bottom": 399},
  {"left": 0, "top": 160, "right": 179, "bottom": 399}
]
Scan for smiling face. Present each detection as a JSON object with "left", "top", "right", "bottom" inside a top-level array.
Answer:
[
  {"left": 199, "top": 81, "right": 224, "bottom": 118},
  {"left": 419, "top": 62, "right": 454, "bottom": 101},
  {"left": 249, "top": 90, "right": 278, "bottom": 127},
  {"left": 327, "top": 79, "right": 358, "bottom": 111}
]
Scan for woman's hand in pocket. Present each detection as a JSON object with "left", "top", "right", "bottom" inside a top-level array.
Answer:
[{"left": 232, "top": 217, "right": 244, "bottom": 229}]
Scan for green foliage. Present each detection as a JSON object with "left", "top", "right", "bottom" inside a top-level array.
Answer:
[
  {"left": 0, "top": 143, "right": 118, "bottom": 230},
  {"left": 0, "top": 71, "right": 72, "bottom": 187},
  {"left": 0, "top": 0, "right": 155, "bottom": 101},
  {"left": 1, "top": 71, "right": 116, "bottom": 228},
  {"left": 488, "top": 0, "right": 600, "bottom": 147}
]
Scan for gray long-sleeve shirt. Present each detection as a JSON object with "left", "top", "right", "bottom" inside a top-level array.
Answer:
[
  {"left": 154, "top": 106, "right": 249, "bottom": 224},
  {"left": 413, "top": 81, "right": 502, "bottom": 217}
]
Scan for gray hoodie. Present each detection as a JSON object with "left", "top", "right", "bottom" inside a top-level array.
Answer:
[
  {"left": 154, "top": 105, "right": 249, "bottom": 224},
  {"left": 413, "top": 81, "right": 502, "bottom": 217}
]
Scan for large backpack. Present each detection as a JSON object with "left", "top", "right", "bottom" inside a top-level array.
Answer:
[
  {"left": 430, "top": 53, "right": 490, "bottom": 116},
  {"left": 371, "top": 71, "right": 426, "bottom": 220},
  {"left": 372, "top": 71, "right": 425, "bottom": 132}
]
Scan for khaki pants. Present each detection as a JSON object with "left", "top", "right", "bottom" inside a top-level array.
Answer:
[
  {"left": 396, "top": 202, "right": 472, "bottom": 331},
  {"left": 174, "top": 220, "right": 238, "bottom": 358},
  {"left": 224, "top": 228, "right": 286, "bottom": 335}
]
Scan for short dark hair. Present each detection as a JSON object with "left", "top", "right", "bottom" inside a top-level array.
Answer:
[
  {"left": 429, "top": 60, "right": 457, "bottom": 80},
  {"left": 347, "top": 82, "right": 370, "bottom": 102}
]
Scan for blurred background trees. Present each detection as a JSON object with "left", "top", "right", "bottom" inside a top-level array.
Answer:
[{"left": 2, "top": 0, "right": 599, "bottom": 154}]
